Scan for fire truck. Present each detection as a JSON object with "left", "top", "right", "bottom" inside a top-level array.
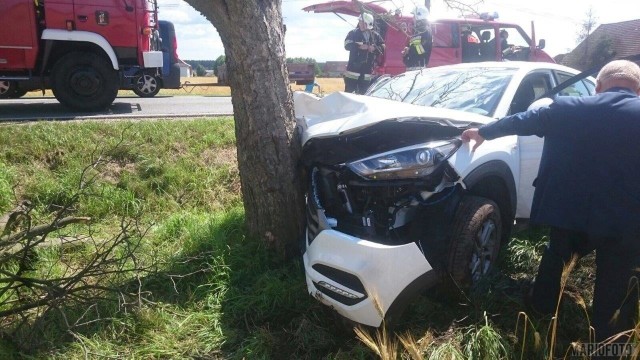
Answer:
[
  {"left": 304, "top": 1, "right": 555, "bottom": 76},
  {"left": 0, "top": 0, "right": 163, "bottom": 110}
]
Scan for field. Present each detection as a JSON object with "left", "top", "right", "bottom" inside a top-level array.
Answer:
[
  {"left": 24, "top": 77, "right": 346, "bottom": 98},
  {"left": 0, "top": 120, "right": 635, "bottom": 358}
]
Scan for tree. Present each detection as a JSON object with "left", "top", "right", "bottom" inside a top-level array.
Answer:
[
  {"left": 184, "top": 0, "right": 304, "bottom": 257},
  {"left": 194, "top": 63, "right": 207, "bottom": 76},
  {"left": 576, "top": 7, "right": 598, "bottom": 66},
  {"left": 587, "top": 35, "right": 616, "bottom": 69},
  {"left": 213, "top": 55, "right": 226, "bottom": 76}
]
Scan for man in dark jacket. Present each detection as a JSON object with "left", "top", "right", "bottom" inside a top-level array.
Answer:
[
  {"left": 343, "top": 13, "right": 385, "bottom": 94},
  {"left": 461, "top": 60, "right": 640, "bottom": 345},
  {"left": 402, "top": 6, "right": 432, "bottom": 70}
]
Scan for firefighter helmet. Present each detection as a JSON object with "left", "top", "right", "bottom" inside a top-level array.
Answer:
[
  {"left": 359, "top": 12, "right": 374, "bottom": 30},
  {"left": 412, "top": 6, "right": 429, "bottom": 21}
]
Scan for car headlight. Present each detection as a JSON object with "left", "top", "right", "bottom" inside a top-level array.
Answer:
[{"left": 347, "top": 139, "right": 462, "bottom": 180}]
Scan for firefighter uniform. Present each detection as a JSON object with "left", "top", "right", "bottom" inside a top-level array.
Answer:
[
  {"left": 343, "top": 27, "right": 384, "bottom": 94},
  {"left": 403, "top": 30, "right": 433, "bottom": 70}
]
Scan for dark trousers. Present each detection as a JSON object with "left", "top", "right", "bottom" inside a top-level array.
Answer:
[
  {"left": 531, "top": 227, "right": 640, "bottom": 343},
  {"left": 344, "top": 75, "right": 371, "bottom": 95}
]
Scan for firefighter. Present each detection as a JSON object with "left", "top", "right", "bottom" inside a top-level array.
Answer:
[
  {"left": 402, "top": 6, "right": 433, "bottom": 70},
  {"left": 343, "top": 13, "right": 385, "bottom": 94}
]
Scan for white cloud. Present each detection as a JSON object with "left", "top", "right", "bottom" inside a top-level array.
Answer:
[{"left": 160, "top": 0, "right": 640, "bottom": 61}]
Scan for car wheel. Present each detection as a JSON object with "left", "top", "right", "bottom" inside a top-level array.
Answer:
[
  {"left": 133, "top": 74, "right": 161, "bottom": 98},
  {"left": 0, "top": 81, "right": 17, "bottom": 99},
  {"left": 447, "top": 196, "right": 502, "bottom": 287},
  {"left": 51, "top": 52, "right": 119, "bottom": 111}
]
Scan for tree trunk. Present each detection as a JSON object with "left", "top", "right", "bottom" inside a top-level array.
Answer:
[{"left": 185, "top": 0, "right": 305, "bottom": 257}]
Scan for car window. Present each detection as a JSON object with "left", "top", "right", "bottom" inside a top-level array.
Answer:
[
  {"left": 368, "top": 67, "right": 515, "bottom": 116},
  {"left": 555, "top": 71, "right": 592, "bottom": 97},
  {"left": 582, "top": 79, "right": 596, "bottom": 95},
  {"left": 510, "top": 72, "right": 553, "bottom": 114}
]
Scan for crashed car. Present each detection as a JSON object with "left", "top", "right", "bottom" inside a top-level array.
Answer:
[{"left": 295, "top": 61, "right": 596, "bottom": 327}]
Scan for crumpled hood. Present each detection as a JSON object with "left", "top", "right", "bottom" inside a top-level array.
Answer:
[{"left": 294, "top": 91, "right": 491, "bottom": 145}]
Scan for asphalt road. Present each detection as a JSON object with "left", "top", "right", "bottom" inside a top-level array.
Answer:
[{"left": 0, "top": 95, "right": 234, "bottom": 122}]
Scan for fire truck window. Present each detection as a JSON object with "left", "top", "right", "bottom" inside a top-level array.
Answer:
[
  {"left": 500, "top": 27, "right": 529, "bottom": 48},
  {"left": 432, "top": 23, "right": 455, "bottom": 47}
]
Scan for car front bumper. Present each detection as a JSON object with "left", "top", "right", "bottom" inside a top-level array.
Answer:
[{"left": 303, "top": 228, "right": 435, "bottom": 327}]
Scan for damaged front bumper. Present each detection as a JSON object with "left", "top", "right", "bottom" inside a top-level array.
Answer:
[
  {"left": 303, "top": 163, "right": 464, "bottom": 327},
  {"left": 303, "top": 229, "right": 434, "bottom": 327}
]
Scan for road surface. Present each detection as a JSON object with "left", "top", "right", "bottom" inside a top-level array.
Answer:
[{"left": 0, "top": 95, "right": 233, "bottom": 122}]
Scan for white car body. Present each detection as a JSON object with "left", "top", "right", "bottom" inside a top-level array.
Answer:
[{"left": 296, "top": 62, "right": 595, "bottom": 327}]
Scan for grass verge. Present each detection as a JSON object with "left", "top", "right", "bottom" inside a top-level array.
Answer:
[{"left": 0, "top": 118, "right": 632, "bottom": 359}]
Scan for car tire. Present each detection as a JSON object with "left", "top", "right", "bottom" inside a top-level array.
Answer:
[
  {"left": 51, "top": 52, "right": 119, "bottom": 111},
  {"left": 133, "top": 74, "right": 161, "bottom": 98},
  {"left": 447, "top": 196, "right": 502, "bottom": 288},
  {"left": 0, "top": 80, "right": 17, "bottom": 99}
]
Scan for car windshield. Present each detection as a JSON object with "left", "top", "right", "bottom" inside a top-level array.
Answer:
[{"left": 368, "top": 67, "right": 517, "bottom": 117}]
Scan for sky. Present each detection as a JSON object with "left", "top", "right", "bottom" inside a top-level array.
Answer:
[{"left": 157, "top": 0, "right": 640, "bottom": 62}]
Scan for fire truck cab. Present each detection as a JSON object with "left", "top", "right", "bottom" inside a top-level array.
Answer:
[{"left": 0, "top": 0, "right": 163, "bottom": 110}]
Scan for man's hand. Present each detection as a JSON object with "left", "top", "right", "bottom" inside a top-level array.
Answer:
[
  {"left": 461, "top": 128, "right": 485, "bottom": 152},
  {"left": 358, "top": 43, "right": 369, "bottom": 50}
]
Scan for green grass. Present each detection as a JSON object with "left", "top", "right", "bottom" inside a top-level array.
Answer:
[{"left": 0, "top": 118, "right": 619, "bottom": 359}]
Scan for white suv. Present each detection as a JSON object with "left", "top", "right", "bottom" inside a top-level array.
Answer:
[{"left": 295, "top": 62, "right": 595, "bottom": 327}]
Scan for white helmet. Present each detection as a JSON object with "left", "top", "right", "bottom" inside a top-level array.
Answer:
[
  {"left": 359, "top": 12, "right": 374, "bottom": 30},
  {"left": 412, "top": 6, "right": 429, "bottom": 22}
]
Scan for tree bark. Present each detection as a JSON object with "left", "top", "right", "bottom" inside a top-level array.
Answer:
[{"left": 185, "top": 0, "right": 305, "bottom": 256}]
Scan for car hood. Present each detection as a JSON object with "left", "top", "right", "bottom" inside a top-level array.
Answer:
[
  {"left": 295, "top": 91, "right": 490, "bottom": 146},
  {"left": 295, "top": 91, "right": 490, "bottom": 166}
]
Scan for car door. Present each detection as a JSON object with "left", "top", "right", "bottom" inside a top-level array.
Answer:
[{"left": 514, "top": 71, "right": 554, "bottom": 219}]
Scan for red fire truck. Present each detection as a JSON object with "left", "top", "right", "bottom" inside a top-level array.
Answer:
[
  {"left": 0, "top": 0, "right": 163, "bottom": 110},
  {"left": 304, "top": 1, "right": 555, "bottom": 76}
]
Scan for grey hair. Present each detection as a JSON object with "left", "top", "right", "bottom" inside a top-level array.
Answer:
[{"left": 596, "top": 60, "right": 640, "bottom": 87}]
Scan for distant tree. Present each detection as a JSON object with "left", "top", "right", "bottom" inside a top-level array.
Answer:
[
  {"left": 587, "top": 36, "right": 616, "bottom": 68},
  {"left": 577, "top": 7, "right": 598, "bottom": 66},
  {"left": 194, "top": 63, "right": 207, "bottom": 77},
  {"left": 213, "top": 55, "right": 226, "bottom": 76}
]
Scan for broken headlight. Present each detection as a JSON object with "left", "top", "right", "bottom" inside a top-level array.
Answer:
[{"left": 347, "top": 139, "right": 462, "bottom": 180}]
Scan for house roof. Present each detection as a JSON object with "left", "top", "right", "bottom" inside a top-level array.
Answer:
[{"left": 561, "top": 19, "right": 640, "bottom": 69}]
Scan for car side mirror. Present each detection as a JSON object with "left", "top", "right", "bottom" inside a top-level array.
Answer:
[
  {"left": 538, "top": 39, "right": 546, "bottom": 49},
  {"left": 527, "top": 97, "right": 553, "bottom": 111}
]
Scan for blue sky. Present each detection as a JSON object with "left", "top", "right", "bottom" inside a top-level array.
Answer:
[{"left": 157, "top": 0, "right": 640, "bottom": 62}]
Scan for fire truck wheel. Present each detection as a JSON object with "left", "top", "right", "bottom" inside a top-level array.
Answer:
[
  {"left": 51, "top": 52, "right": 119, "bottom": 111},
  {"left": 133, "top": 74, "right": 161, "bottom": 97},
  {"left": 0, "top": 81, "right": 18, "bottom": 99}
]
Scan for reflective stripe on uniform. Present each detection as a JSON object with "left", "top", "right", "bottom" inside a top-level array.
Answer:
[
  {"left": 343, "top": 70, "right": 373, "bottom": 80},
  {"left": 345, "top": 39, "right": 354, "bottom": 47},
  {"left": 410, "top": 36, "right": 425, "bottom": 55}
]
